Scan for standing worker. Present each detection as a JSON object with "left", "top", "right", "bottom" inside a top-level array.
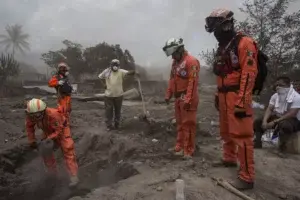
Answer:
[
  {"left": 48, "top": 62, "right": 73, "bottom": 124},
  {"left": 205, "top": 8, "right": 258, "bottom": 190},
  {"left": 25, "top": 98, "right": 79, "bottom": 187},
  {"left": 163, "top": 38, "right": 200, "bottom": 160},
  {"left": 98, "top": 59, "right": 137, "bottom": 131}
]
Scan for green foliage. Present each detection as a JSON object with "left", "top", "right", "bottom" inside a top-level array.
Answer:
[
  {"left": 0, "top": 53, "right": 19, "bottom": 85},
  {"left": 41, "top": 40, "right": 136, "bottom": 81}
]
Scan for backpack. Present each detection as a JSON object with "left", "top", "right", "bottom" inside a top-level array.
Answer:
[
  {"left": 234, "top": 34, "right": 269, "bottom": 95},
  {"left": 56, "top": 75, "right": 73, "bottom": 95}
]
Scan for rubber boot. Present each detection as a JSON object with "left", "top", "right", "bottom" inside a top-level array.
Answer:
[
  {"left": 69, "top": 175, "right": 79, "bottom": 187},
  {"left": 230, "top": 178, "right": 254, "bottom": 190},
  {"left": 212, "top": 160, "right": 237, "bottom": 168},
  {"left": 254, "top": 132, "right": 263, "bottom": 149}
]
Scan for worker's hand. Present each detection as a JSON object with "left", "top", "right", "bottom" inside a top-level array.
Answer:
[
  {"left": 261, "top": 121, "right": 268, "bottom": 130},
  {"left": 266, "top": 120, "right": 278, "bottom": 129},
  {"left": 214, "top": 94, "right": 219, "bottom": 111},
  {"left": 134, "top": 71, "right": 140, "bottom": 78},
  {"left": 234, "top": 106, "right": 247, "bottom": 118},
  {"left": 165, "top": 98, "right": 170, "bottom": 105},
  {"left": 183, "top": 102, "right": 191, "bottom": 110},
  {"left": 58, "top": 80, "right": 64, "bottom": 85},
  {"left": 29, "top": 142, "right": 38, "bottom": 150}
]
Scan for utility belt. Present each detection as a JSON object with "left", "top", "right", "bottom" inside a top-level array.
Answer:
[
  {"left": 174, "top": 90, "right": 187, "bottom": 99},
  {"left": 217, "top": 85, "right": 240, "bottom": 93}
]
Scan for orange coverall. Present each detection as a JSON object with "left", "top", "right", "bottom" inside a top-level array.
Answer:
[
  {"left": 26, "top": 108, "right": 78, "bottom": 176},
  {"left": 166, "top": 52, "right": 200, "bottom": 156},
  {"left": 48, "top": 74, "right": 72, "bottom": 123},
  {"left": 215, "top": 35, "right": 258, "bottom": 183}
]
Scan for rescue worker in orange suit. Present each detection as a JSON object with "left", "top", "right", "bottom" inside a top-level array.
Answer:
[
  {"left": 163, "top": 38, "right": 200, "bottom": 160},
  {"left": 205, "top": 9, "right": 258, "bottom": 190},
  {"left": 25, "top": 98, "right": 79, "bottom": 187},
  {"left": 48, "top": 62, "right": 73, "bottom": 124}
]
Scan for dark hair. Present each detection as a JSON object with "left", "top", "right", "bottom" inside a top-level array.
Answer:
[{"left": 276, "top": 76, "right": 291, "bottom": 85}]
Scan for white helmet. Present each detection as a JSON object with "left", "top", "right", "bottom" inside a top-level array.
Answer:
[
  {"left": 26, "top": 98, "right": 47, "bottom": 113},
  {"left": 162, "top": 38, "right": 184, "bottom": 57}
]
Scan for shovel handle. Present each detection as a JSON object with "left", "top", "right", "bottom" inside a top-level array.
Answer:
[{"left": 137, "top": 78, "right": 147, "bottom": 115}]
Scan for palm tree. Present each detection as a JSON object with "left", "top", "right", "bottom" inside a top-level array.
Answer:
[{"left": 0, "top": 24, "right": 30, "bottom": 56}]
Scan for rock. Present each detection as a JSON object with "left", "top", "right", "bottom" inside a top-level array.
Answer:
[
  {"left": 278, "top": 193, "right": 288, "bottom": 199},
  {"left": 156, "top": 186, "right": 163, "bottom": 191}
]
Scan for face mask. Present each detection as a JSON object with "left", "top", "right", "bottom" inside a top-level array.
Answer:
[
  {"left": 112, "top": 66, "right": 119, "bottom": 71},
  {"left": 214, "top": 23, "right": 235, "bottom": 45},
  {"left": 276, "top": 87, "right": 289, "bottom": 95}
]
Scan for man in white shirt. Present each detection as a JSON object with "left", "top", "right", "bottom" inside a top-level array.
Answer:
[
  {"left": 254, "top": 76, "right": 300, "bottom": 151},
  {"left": 98, "top": 59, "right": 136, "bottom": 130}
]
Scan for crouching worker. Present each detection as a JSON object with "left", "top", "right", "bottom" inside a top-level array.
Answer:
[
  {"left": 254, "top": 76, "right": 300, "bottom": 151},
  {"left": 25, "top": 98, "right": 79, "bottom": 187}
]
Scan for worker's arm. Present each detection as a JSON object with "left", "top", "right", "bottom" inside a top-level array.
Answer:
[
  {"left": 25, "top": 117, "right": 37, "bottom": 144},
  {"left": 274, "top": 96, "right": 300, "bottom": 123},
  {"left": 98, "top": 69, "right": 108, "bottom": 87},
  {"left": 48, "top": 75, "right": 59, "bottom": 88},
  {"left": 235, "top": 38, "right": 258, "bottom": 108},
  {"left": 165, "top": 67, "right": 175, "bottom": 100},
  {"left": 262, "top": 94, "right": 276, "bottom": 123},
  {"left": 125, "top": 70, "right": 136, "bottom": 76},
  {"left": 183, "top": 59, "right": 200, "bottom": 104},
  {"left": 47, "top": 114, "right": 65, "bottom": 140}
]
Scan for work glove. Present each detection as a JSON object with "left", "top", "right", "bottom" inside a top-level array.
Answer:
[
  {"left": 234, "top": 106, "right": 247, "bottom": 118},
  {"left": 29, "top": 141, "right": 38, "bottom": 150},
  {"left": 183, "top": 102, "right": 191, "bottom": 110},
  {"left": 214, "top": 94, "right": 219, "bottom": 111},
  {"left": 58, "top": 80, "right": 64, "bottom": 85}
]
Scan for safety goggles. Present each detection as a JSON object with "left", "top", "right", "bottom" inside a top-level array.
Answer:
[{"left": 205, "top": 17, "right": 233, "bottom": 33}]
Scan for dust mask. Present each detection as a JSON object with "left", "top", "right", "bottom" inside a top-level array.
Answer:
[
  {"left": 112, "top": 66, "right": 119, "bottom": 71},
  {"left": 277, "top": 87, "right": 289, "bottom": 102},
  {"left": 276, "top": 87, "right": 289, "bottom": 95}
]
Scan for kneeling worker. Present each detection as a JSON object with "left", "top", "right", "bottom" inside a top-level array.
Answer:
[{"left": 25, "top": 98, "right": 79, "bottom": 187}]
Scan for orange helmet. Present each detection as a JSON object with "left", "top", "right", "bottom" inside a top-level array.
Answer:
[{"left": 205, "top": 8, "right": 234, "bottom": 33}]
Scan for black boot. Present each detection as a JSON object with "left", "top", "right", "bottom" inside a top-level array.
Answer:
[
  {"left": 212, "top": 160, "right": 238, "bottom": 168},
  {"left": 254, "top": 132, "right": 263, "bottom": 149},
  {"left": 230, "top": 178, "right": 254, "bottom": 190}
]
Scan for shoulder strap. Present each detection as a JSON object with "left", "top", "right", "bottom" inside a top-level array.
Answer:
[{"left": 234, "top": 34, "right": 246, "bottom": 56}]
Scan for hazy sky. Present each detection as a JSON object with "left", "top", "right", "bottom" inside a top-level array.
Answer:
[{"left": 0, "top": 0, "right": 299, "bottom": 72}]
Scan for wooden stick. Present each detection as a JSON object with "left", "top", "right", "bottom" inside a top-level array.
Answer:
[{"left": 211, "top": 177, "right": 255, "bottom": 200}]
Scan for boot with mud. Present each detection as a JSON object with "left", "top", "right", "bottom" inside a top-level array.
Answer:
[
  {"left": 212, "top": 160, "right": 237, "bottom": 168},
  {"left": 69, "top": 175, "right": 79, "bottom": 187},
  {"left": 254, "top": 139, "right": 262, "bottom": 149},
  {"left": 183, "top": 155, "right": 192, "bottom": 160},
  {"left": 229, "top": 178, "right": 254, "bottom": 190},
  {"left": 254, "top": 133, "right": 263, "bottom": 149},
  {"left": 168, "top": 148, "right": 184, "bottom": 156},
  {"left": 106, "top": 125, "right": 114, "bottom": 131}
]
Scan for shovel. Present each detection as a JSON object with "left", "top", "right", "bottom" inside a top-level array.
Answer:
[{"left": 136, "top": 77, "right": 150, "bottom": 123}]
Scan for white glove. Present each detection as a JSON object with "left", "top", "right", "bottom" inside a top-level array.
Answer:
[{"left": 58, "top": 80, "right": 64, "bottom": 85}]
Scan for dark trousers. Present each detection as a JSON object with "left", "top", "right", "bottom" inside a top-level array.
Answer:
[
  {"left": 104, "top": 96, "right": 123, "bottom": 128},
  {"left": 254, "top": 116, "right": 300, "bottom": 150}
]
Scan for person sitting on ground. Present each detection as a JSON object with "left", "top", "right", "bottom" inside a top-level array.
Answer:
[
  {"left": 98, "top": 59, "right": 137, "bottom": 131},
  {"left": 254, "top": 76, "right": 300, "bottom": 151}
]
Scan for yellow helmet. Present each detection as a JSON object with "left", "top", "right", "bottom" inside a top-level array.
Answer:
[{"left": 26, "top": 98, "right": 47, "bottom": 113}]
